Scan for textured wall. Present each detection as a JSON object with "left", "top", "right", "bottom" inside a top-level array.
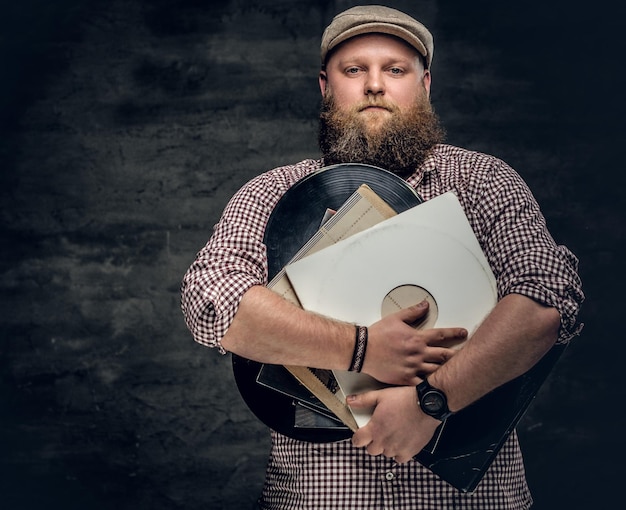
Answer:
[{"left": 0, "top": 1, "right": 623, "bottom": 509}]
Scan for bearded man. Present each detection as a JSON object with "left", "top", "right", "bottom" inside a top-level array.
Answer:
[{"left": 181, "top": 5, "right": 583, "bottom": 509}]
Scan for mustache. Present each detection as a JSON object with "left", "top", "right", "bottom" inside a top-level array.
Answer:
[{"left": 355, "top": 97, "right": 400, "bottom": 113}]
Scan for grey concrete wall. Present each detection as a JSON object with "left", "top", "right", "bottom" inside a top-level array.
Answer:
[{"left": 1, "top": 1, "right": 622, "bottom": 508}]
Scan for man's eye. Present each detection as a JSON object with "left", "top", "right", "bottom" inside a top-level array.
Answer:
[
  {"left": 346, "top": 67, "right": 360, "bottom": 74},
  {"left": 389, "top": 67, "right": 403, "bottom": 75}
]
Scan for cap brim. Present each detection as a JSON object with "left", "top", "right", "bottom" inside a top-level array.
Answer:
[{"left": 325, "top": 22, "right": 428, "bottom": 61}]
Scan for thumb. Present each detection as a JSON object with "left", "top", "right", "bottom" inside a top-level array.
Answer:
[
  {"left": 346, "top": 391, "right": 380, "bottom": 409},
  {"left": 396, "top": 299, "right": 429, "bottom": 324}
]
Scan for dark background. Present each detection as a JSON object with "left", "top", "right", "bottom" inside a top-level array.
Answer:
[{"left": 1, "top": 0, "right": 623, "bottom": 508}]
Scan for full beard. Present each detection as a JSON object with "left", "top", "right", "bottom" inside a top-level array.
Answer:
[{"left": 318, "top": 90, "right": 445, "bottom": 178}]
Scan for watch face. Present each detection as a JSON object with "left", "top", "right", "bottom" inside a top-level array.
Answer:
[
  {"left": 417, "top": 381, "right": 452, "bottom": 421},
  {"left": 422, "top": 391, "right": 445, "bottom": 413}
]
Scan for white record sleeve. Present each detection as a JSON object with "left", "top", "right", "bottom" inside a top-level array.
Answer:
[{"left": 284, "top": 191, "right": 498, "bottom": 427}]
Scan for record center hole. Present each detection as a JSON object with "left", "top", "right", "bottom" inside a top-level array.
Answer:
[{"left": 381, "top": 285, "right": 438, "bottom": 330}]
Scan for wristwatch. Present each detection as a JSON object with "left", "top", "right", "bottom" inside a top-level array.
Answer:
[{"left": 416, "top": 379, "right": 454, "bottom": 421}]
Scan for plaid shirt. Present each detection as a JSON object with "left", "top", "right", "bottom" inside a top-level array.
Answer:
[{"left": 181, "top": 144, "right": 583, "bottom": 509}]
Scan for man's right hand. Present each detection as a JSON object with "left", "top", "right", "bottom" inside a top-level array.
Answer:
[{"left": 364, "top": 300, "right": 466, "bottom": 386}]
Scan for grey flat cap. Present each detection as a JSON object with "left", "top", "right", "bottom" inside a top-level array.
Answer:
[{"left": 321, "top": 5, "right": 434, "bottom": 68}]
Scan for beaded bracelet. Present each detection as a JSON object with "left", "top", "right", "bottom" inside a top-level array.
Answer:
[{"left": 348, "top": 325, "right": 368, "bottom": 372}]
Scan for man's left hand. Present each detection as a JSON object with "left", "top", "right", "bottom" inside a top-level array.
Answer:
[{"left": 347, "top": 385, "right": 441, "bottom": 463}]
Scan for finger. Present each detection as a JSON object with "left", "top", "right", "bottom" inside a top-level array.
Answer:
[
  {"left": 367, "top": 443, "right": 384, "bottom": 457},
  {"left": 346, "top": 391, "right": 379, "bottom": 409},
  {"left": 416, "top": 363, "right": 441, "bottom": 377},
  {"left": 395, "top": 300, "right": 429, "bottom": 324},
  {"left": 393, "top": 453, "right": 413, "bottom": 464},
  {"left": 425, "top": 328, "right": 467, "bottom": 347},
  {"left": 352, "top": 428, "right": 372, "bottom": 448},
  {"left": 424, "top": 346, "right": 457, "bottom": 364}
]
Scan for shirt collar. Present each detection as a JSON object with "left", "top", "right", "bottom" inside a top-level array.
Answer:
[{"left": 404, "top": 144, "right": 441, "bottom": 188}]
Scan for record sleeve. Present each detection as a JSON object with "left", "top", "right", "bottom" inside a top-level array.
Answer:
[{"left": 284, "top": 191, "right": 498, "bottom": 426}]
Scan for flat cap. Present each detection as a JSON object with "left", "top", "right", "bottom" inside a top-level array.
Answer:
[{"left": 321, "top": 5, "right": 434, "bottom": 68}]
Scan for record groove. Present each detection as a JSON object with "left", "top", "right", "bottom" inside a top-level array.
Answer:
[{"left": 264, "top": 163, "right": 423, "bottom": 279}]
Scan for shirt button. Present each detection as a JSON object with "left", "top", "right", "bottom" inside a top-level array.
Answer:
[{"left": 385, "top": 472, "right": 395, "bottom": 481}]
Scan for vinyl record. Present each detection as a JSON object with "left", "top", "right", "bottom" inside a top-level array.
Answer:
[
  {"left": 232, "top": 163, "right": 422, "bottom": 443},
  {"left": 264, "top": 163, "right": 422, "bottom": 279},
  {"left": 283, "top": 193, "right": 498, "bottom": 428}
]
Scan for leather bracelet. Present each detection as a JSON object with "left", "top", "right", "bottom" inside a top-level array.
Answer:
[{"left": 348, "top": 325, "right": 368, "bottom": 372}]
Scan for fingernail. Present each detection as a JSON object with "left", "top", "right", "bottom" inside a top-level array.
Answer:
[
  {"left": 346, "top": 394, "right": 356, "bottom": 403},
  {"left": 417, "top": 300, "right": 427, "bottom": 308}
]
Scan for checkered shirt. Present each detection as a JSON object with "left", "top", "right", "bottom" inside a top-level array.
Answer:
[
  {"left": 181, "top": 144, "right": 584, "bottom": 509},
  {"left": 260, "top": 431, "right": 530, "bottom": 509}
]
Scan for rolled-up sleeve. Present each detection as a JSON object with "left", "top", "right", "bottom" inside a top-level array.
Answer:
[
  {"left": 181, "top": 182, "right": 270, "bottom": 352},
  {"left": 464, "top": 156, "right": 584, "bottom": 343},
  {"left": 180, "top": 160, "right": 319, "bottom": 352}
]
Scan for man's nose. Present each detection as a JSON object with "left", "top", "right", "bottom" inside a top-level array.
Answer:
[{"left": 365, "top": 70, "right": 384, "bottom": 95}]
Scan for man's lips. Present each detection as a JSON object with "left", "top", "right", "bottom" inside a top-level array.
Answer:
[{"left": 359, "top": 105, "right": 391, "bottom": 112}]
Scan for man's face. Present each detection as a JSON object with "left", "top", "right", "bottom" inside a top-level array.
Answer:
[
  {"left": 319, "top": 33, "right": 431, "bottom": 132},
  {"left": 317, "top": 33, "right": 444, "bottom": 177}
]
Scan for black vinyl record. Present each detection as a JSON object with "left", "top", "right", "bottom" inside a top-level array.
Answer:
[
  {"left": 264, "top": 163, "right": 422, "bottom": 279},
  {"left": 232, "top": 163, "right": 422, "bottom": 443}
]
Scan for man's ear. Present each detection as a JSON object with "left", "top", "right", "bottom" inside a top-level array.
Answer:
[
  {"left": 423, "top": 70, "right": 432, "bottom": 98},
  {"left": 319, "top": 70, "right": 328, "bottom": 97}
]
